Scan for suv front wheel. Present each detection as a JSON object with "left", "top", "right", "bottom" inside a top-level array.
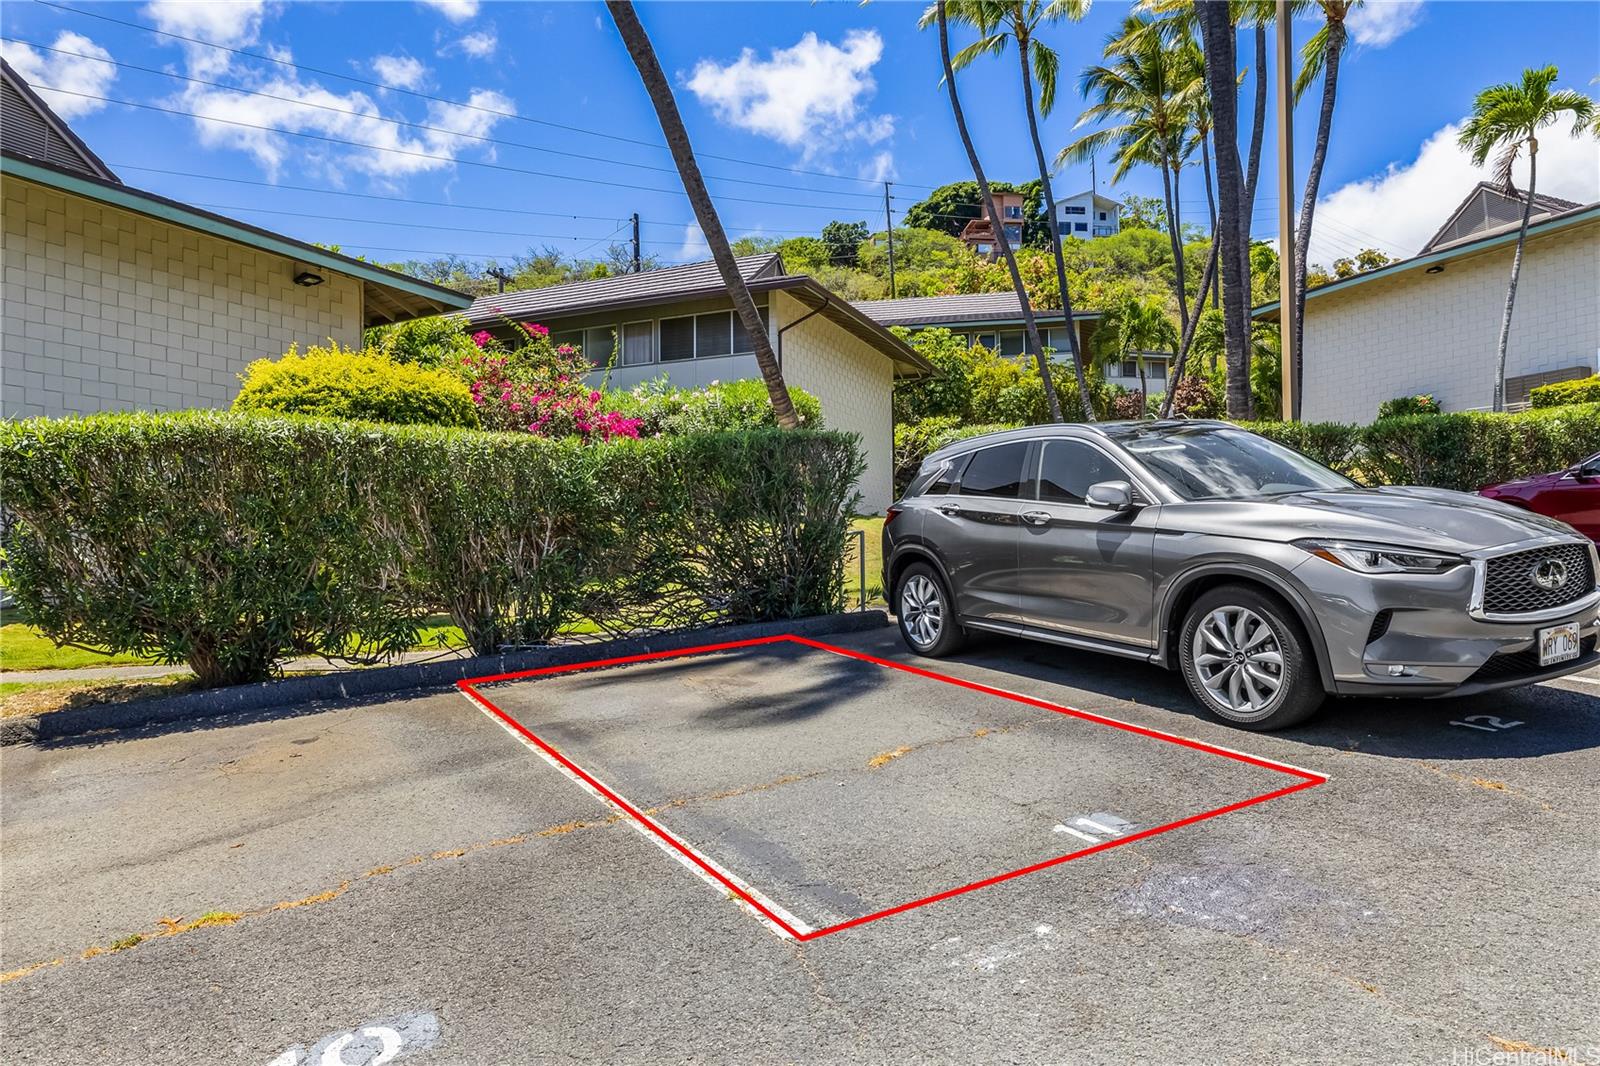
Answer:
[
  {"left": 1178, "top": 584, "right": 1325, "bottom": 730},
  {"left": 895, "top": 562, "right": 965, "bottom": 657}
]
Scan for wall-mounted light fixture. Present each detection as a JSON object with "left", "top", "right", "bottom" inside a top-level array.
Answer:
[
  {"left": 294, "top": 270, "right": 325, "bottom": 287},
  {"left": 1424, "top": 264, "right": 1445, "bottom": 275}
]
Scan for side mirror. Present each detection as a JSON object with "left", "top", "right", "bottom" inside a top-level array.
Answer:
[
  {"left": 1085, "top": 480, "right": 1136, "bottom": 512},
  {"left": 1568, "top": 460, "right": 1600, "bottom": 480}
]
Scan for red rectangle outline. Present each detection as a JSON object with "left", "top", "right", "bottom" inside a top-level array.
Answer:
[{"left": 457, "top": 633, "right": 1326, "bottom": 941}]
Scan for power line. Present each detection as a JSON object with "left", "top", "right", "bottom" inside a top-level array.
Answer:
[
  {"left": 28, "top": 84, "right": 890, "bottom": 214},
  {"left": 1, "top": 35, "right": 888, "bottom": 204},
  {"left": 107, "top": 164, "right": 823, "bottom": 235},
  {"left": 33, "top": 0, "right": 937, "bottom": 192}
]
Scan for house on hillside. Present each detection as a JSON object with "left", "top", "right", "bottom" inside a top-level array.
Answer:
[
  {"left": 958, "top": 191, "right": 1026, "bottom": 260},
  {"left": 1055, "top": 190, "right": 1121, "bottom": 240},
  {"left": 852, "top": 291, "right": 1168, "bottom": 396},
  {"left": 1255, "top": 184, "right": 1599, "bottom": 423},
  {"left": 0, "top": 60, "right": 468, "bottom": 420},
  {"left": 461, "top": 254, "right": 932, "bottom": 510}
]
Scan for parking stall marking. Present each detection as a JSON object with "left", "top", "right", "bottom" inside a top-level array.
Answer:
[{"left": 458, "top": 634, "right": 1328, "bottom": 941}]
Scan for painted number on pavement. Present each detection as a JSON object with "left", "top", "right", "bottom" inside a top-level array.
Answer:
[{"left": 264, "top": 1010, "right": 439, "bottom": 1066}]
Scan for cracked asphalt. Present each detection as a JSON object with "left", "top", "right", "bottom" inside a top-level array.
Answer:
[{"left": 2, "top": 623, "right": 1598, "bottom": 1065}]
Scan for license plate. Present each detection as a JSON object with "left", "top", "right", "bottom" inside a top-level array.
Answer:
[{"left": 1538, "top": 623, "right": 1580, "bottom": 667}]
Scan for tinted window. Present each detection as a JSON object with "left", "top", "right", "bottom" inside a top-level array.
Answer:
[
  {"left": 659, "top": 316, "right": 695, "bottom": 362},
  {"left": 959, "top": 443, "right": 1028, "bottom": 499},
  {"left": 1121, "top": 427, "right": 1353, "bottom": 500},
  {"left": 1037, "top": 441, "right": 1130, "bottom": 504},
  {"left": 906, "top": 454, "right": 965, "bottom": 498}
]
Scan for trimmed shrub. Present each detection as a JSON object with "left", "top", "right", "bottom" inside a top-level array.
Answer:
[
  {"left": 1360, "top": 403, "right": 1600, "bottom": 490},
  {"left": 606, "top": 378, "right": 822, "bottom": 436},
  {"left": 366, "top": 316, "right": 480, "bottom": 368},
  {"left": 0, "top": 413, "right": 864, "bottom": 680},
  {"left": 1239, "top": 420, "right": 1367, "bottom": 479},
  {"left": 1377, "top": 394, "right": 1442, "bottom": 419},
  {"left": 1530, "top": 375, "right": 1600, "bottom": 408},
  {"left": 234, "top": 343, "right": 476, "bottom": 427}
]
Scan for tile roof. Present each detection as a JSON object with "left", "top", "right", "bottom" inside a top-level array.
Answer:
[{"left": 464, "top": 253, "right": 784, "bottom": 324}]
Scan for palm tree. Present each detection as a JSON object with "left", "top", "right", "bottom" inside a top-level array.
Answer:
[
  {"left": 928, "top": 0, "right": 1096, "bottom": 420},
  {"left": 605, "top": 1, "right": 799, "bottom": 428},
  {"left": 1092, "top": 295, "right": 1179, "bottom": 412},
  {"left": 1062, "top": 15, "right": 1203, "bottom": 336},
  {"left": 1457, "top": 66, "right": 1594, "bottom": 411},
  {"left": 1288, "top": 0, "right": 1358, "bottom": 420},
  {"left": 1192, "top": 0, "right": 1251, "bottom": 418},
  {"left": 933, "top": 0, "right": 1065, "bottom": 422}
]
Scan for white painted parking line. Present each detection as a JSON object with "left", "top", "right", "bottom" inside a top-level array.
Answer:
[
  {"left": 1548, "top": 673, "right": 1600, "bottom": 687},
  {"left": 1052, "top": 824, "right": 1100, "bottom": 844},
  {"left": 457, "top": 688, "right": 815, "bottom": 940},
  {"left": 1075, "top": 816, "right": 1126, "bottom": 837}
]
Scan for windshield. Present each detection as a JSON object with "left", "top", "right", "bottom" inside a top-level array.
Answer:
[{"left": 1121, "top": 428, "right": 1354, "bottom": 501}]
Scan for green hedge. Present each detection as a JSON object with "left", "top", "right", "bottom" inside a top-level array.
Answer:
[
  {"left": 0, "top": 413, "right": 862, "bottom": 685},
  {"left": 233, "top": 344, "right": 477, "bottom": 427},
  {"left": 1530, "top": 375, "right": 1600, "bottom": 408},
  {"left": 605, "top": 379, "right": 822, "bottom": 436}
]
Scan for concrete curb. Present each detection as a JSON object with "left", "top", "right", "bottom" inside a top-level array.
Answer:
[{"left": 2, "top": 611, "right": 889, "bottom": 746}]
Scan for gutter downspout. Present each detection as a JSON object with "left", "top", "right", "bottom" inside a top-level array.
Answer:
[{"left": 776, "top": 289, "right": 830, "bottom": 372}]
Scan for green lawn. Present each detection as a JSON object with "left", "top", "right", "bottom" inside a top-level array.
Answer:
[
  {"left": 0, "top": 624, "right": 156, "bottom": 672},
  {"left": 846, "top": 516, "right": 886, "bottom": 607}
]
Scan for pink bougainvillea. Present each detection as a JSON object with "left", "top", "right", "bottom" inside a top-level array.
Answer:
[
  {"left": 460, "top": 345, "right": 639, "bottom": 442},
  {"left": 470, "top": 330, "right": 493, "bottom": 348},
  {"left": 522, "top": 322, "right": 550, "bottom": 338}
]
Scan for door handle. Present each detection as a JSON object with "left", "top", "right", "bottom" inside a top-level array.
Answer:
[
  {"left": 1021, "top": 510, "right": 1051, "bottom": 526},
  {"left": 936, "top": 504, "right": 961, "bottom": 516}
]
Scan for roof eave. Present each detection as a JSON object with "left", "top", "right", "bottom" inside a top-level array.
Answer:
[{"left": 1, "top": 153, "right": 471, "bottom": 321}]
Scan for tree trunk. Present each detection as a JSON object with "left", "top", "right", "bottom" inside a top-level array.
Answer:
[
  {"left": 937, "top": 2, "right": 1062, "bottom": 422},
  {"left": 1195, "top": 1, "right": 1252, "bottom": 419},
  {"left": 1495, "top": 142, "right": 1537, "bottom": 412},
  {"left": 1202, "top": 133, "right": 1219, "bottom": 310},
  {"left": 1017, "top": 27, "right": 1093, "bottom": 420},
  {"left": 1160, "top": 238, "right": 1218, "bottom": 417},
  {"left": 607, "top": 1, "right": 799, "bottom": 428},
  {"left": 1159, "top": 162, "right": 1189, "bottom": 337},
  {"left": 1240, "top": 22, "right": 1267, "bottom": 371},
  {"left": 1291, "top": 20, "right": 1346, "bottom": 422},
  {"left": 1137, "top": 356, "right": 1148, "bottom": 415}
]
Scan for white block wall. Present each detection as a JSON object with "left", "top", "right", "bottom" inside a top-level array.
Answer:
[
  {"left": 1301, "top": 220, "right": 1600, "bottom": 424},
  {"left": 773, "top": 290, "right": 896, "bottom": 512},
  {"left": 2, "top": 175, "right": 363, "bottom": 419}
]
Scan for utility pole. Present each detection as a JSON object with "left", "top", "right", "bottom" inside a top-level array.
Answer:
[
  {"left": 1275, "top": 0, "right": 1299, "bottom": 421},
  {"left": 1091, "top": 155, "right": 1098, "bottom": 195},
  {"left": 883, "top": 182, "right": 897, "bottom": 299},
  {"left": 486, "top": 266, "right": 511, "bottom": 293},
  {"left": 630, "top": 212, "right": 641, "bottom": 273}
]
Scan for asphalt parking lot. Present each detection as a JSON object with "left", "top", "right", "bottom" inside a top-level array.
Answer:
[{"left": 3, "top": 623, "right": 1598, "bottom": 1065}]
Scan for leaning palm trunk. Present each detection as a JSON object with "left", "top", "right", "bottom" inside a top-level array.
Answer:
[
  {"left": 1291, "top": 22, "right": 1346, "bottom": 421},
  {"left": 1160, "top": 163, "right": 1190, "bottom": 337},
  {"left": 1161, "top": 238, "right": 1219, "bottom": 417},
  {"left": 607, "top": 1, "right": 799, "bottom": 428},
  {"left": 1494, "top": 146, "right": 1538, "bottom": 411},
  {"left": 1017, "top": 28, "right": 1094, "bottom": 420},
  {"left": 937, "top": 1, "right": 1062, "bottom": 422},
  {"left": 1195, "top": 1, "right": 1252, "bottom": 418},
  {"left": 1202, "top": 134, "right": 1219, "bottom": 310}
]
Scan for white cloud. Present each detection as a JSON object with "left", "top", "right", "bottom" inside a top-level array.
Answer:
[
  {"left": 419, "top": 0, "right": 478, "bottom": 23},
  {"left": 371, "top": 54, "right": 428, "bottom": 91},
  {"left": 860, "top": 150, "right": 897, "bottom": 184},
  {"left": 1346, "top": 0, "right": 1426, "bottom": 47},
  {"left": 143, "top": 0, "right": 268, "bottom": 76},
  {"left": 138, "top": 3, "right": 513, "bottom": 181},
  {"left": 678, "top": 223, "right": 709, "bottom": 261},
  {"left": 1, "top": 32, "right": 117, "bottom": 118},
  {"left": 455, "top": 31, "right": 498, "bottom": 59},
  {"left": 685, "top": 30, "right": 894, "bottom": 155},
  {"left": 1308, "top": 118, "right": 1600, "bottom": 266}
]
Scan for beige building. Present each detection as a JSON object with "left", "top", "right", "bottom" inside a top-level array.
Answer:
[
  {"left": 1, "top": 59, "right": 468, "bottom": 419},
  {"left": 463, "top": 254, "right": 931, "bottom": 511},
  {"left": 1258, "top": 185, "right": 1599, "bottom": 423}
]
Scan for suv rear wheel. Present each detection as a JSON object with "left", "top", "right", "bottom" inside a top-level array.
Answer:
[
  {"left": 896, "top": 562, "right": 964, "bottom": 657},
  {"left": 1178, "top": 584, "right": 1325, "bottom": 730}
]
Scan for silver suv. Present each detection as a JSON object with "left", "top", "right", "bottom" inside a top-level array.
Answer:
[{"left": 883, "top": 421, "right": 1600, "bottom": 730}]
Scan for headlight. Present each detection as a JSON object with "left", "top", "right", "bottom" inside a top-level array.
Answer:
[{"left": 1295, "top": 539, "right": 1463, "bottom": 574}]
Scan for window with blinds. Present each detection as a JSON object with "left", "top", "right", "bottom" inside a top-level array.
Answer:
[{"left": 659, "top": 316, "right": 696, "bottom": 362}]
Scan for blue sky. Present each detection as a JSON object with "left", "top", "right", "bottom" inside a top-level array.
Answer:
[{"left": 3, "top": 0, "right": 1597, "bottom": 274}]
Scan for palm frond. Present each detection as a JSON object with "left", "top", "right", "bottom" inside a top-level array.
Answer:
[
  {"left": 1031, "top": 37, "right": 1061, "bottom": 117},
  {"left": 1293, "top": 24, "right": 1330, "bottom": 102},
  {"left": 951, "top": 33, "right": 1009, "bottom": 71}
]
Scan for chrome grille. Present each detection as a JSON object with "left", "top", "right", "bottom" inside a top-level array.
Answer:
[{"left": 1482, "top": 542, "right": 1595, "bottom": 615}]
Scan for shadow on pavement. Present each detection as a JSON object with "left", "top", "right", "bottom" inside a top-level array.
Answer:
[{"left": 949, "top": 631, "right": 1600, "bottom": 762}]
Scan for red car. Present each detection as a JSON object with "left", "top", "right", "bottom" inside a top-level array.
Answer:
[{"left": 1480, "top": 450, "right": 1600, "bottom": 542}]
